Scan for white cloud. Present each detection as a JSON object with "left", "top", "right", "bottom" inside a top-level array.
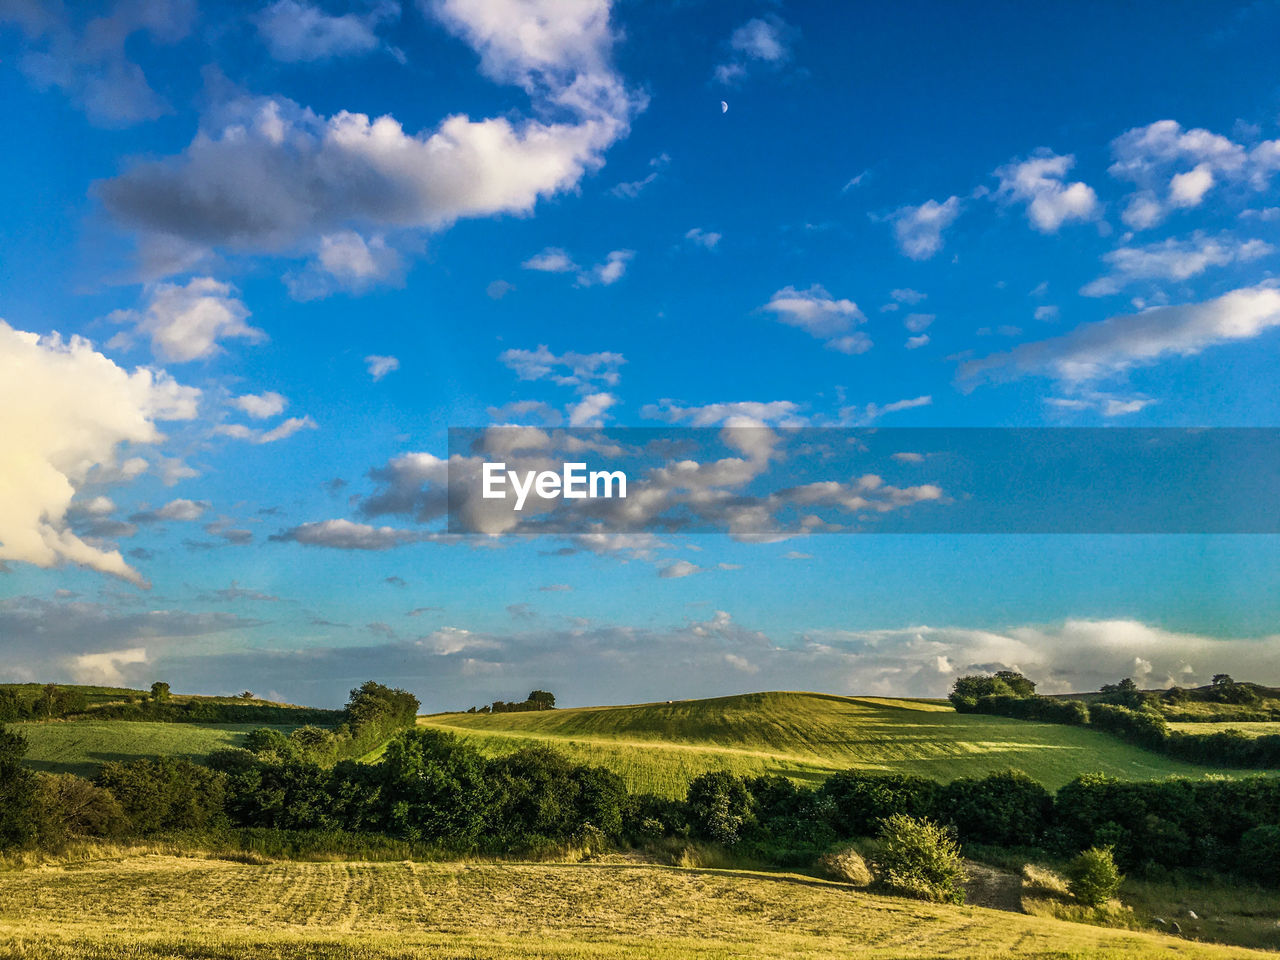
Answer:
[
  {"left": 131, "top": 498, "right": 208, "bottom": 523},
  {"left": 0, "top": 322, "right": 199, "bottom": 585},
  {"left": 523, "top": 247, "right": 578, "bottom": 273},
  {"left": 1034, "top": 305, "right": 1059, "bottom": 322},
  {"left": 904, "top": 312, "right": 935, "bottom": 333},
  {"left": 610, "top": 152, "right": 668, "bottom": 198},
  {"left": 762, "top": 285, "right": 867, "bottom": 352},
  {"left": 993, "top": 151, "right": 1100, "bottom": 232},
  {"left": 641, "top": 400, "right": 805, "bottom": 428},
  {"left": 69, "top": 646, "right": 148, "bottom": 685},
  {"left": 1108, "top": 119, "right": 1280, "bottom": 229},
  {"left": 577, "top": 249, "right": 632, "bottom": 286},
  {"left": 254, "top": 0, "right": 397, "bottom": 63},
  {"left": 658, "top": 559, "right": 700, "bottom": 579},
  {"left": 889, "top": 197, "right": 961, "bottom": 260},
  {"left": 714, "top": 16, "right": 793, "bottom": 84},
  {"left": 365, "top": 354, "right": 400, "bottom": 381},
  {"left": 287, "top": 231, "right": 404, "bottom": 300},
  {"left": 841, "top": 395, "right": 932, "bottom": 425},
  {"left": 567, "top": 391, "right": 617, "bottom": 427},
  {"left": 891, "top": 288, "right": 927, "bottom": 305},
  {"left": 905, "top": 334, "right": 930, "bottom": 349},
  {"left": 232, "top": 392, "right": 288, "bottom": 419},
  {"left": 500, "top": 345, "right": 625, "bottom": 390},
  {"left": 98, "top": 0, "right": 641, "bottom": 273},
  {"left": 685, "top": 227, "right": 721, "bottom": 250},
  {"left": 961, "top": 284, "right": 1280, "bottom": 387},
  {"left": 270, "top": 518, "right": 427, "bottom": 549},
  {"left": 215, "top": 415, "right": 318, "bottom": 444},
  {"left": 1081, "top": 233, "right": 1273, "bottom": 296},
  {"left": 108, "top": 278, "right": 264, "bottom": 363}
]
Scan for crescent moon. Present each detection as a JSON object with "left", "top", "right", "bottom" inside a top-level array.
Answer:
[{"left": 720, "top": 100, "right": 728, "bottom": 114}]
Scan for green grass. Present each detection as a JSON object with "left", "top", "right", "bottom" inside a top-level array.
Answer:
[
  {"left": 0, "top": 854, "right": 1269, "bottom": 959},
  {"left": 420, "top": 691, "right": 1271, "bottom": 796},
  {"left": 14, "top": 721, "right": 299, "bottom": 777},
  {"left": 1168, "top": 721, "right": 1280, "bottom": 737}
]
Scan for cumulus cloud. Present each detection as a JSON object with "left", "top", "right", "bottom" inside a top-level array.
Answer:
[
  {"left": 70, "top": 647, "right": 148, "bottom": 685},
  {"left": 567, "top": 391, "right": 617, "bottom": 427},
  {"left": 1108, "top": 119, "right": 1280, "bottom": 229},
  {"left": 993, "top": 151, "right": 1100, "bottom": 232},
  {"left": 232, "top": 391, "right": 288, "bottom": 419},
  {"left": 96, "top": 0, "right": 640, "bottom": 274},
  {"left": 888, "top": 196, "right": 961, "bottom": 260},
  {"left": 684, "top": 227, "right": 721, "bottom": 250},
  {"left": 1081, "top": 233, "right": 1273, "bottom": 296},
  {"left": 129, "top": 498, "right": 209, "bottom": 523},
  {"left": 107, "top": 278, "right": 264, "bottom": 363},
  {"left": 0, "top": 0, "right": 195, "bottom": 127},
  {"left": 762, "top": 285, "right": 869, "bottom": 353},
  {"left": 523, "top": 247, "right": 631, "bottom": 286},
  {"left": 0, "top": 323, "right": 198, "bottom": 584},
  {"left": 286, "top": 231, "right": 404, "bottom": 300},
  {"left": 658, "top": 559, "right": 700, "bottom": 579},
  {"left": 960, "top": 284, "right": 1280, "bottom": 387},
  {"left": 254, "top": 0, "right": 398, "bottom": 62}
]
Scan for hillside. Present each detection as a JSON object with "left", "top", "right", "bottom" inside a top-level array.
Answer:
[
  {"left": 14, "top": 721, "right": 303, "bottom": 778},
  {"left": 421, "top": 691, "right": 1270, "bottom": 796},
  {"left": 0, "top": 855, "right": 1267, "bottom": 960}
]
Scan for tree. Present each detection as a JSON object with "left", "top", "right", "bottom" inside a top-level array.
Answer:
[
  {"left": 1099, "top": 677, "right": 1145, "bottom": 709},
  {"left": 686, "top": 771, "right": 757, "bottom": 846},
  {"left": 0, "top": 724, "right": 37, "bottom": 848},
  {"left": 993, "top": 670, "right": 1036, "bottom": 697},
  {"left": 527, "top": 690, "right": 556, "bottom": 710},
  {"left": 150, "top": 681, "right": 171, "bottom": 702},
  {"left": 948, "top": 674, "right": 1014, "bottom": 711},
  {"left": 239, "top": 691, "right": 255, "bottom": 700}
]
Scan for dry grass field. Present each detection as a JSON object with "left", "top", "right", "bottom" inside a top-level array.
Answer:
[{"left": 0, "top": 854, "right": 1271, "bottom": 959}]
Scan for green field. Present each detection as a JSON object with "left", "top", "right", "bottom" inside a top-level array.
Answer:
[
  {"left": 420, "top": 692, "right": 1270, "bottom": 796},
  {"left": 0, "top": 854, "right": 1266, "bottom": 959},
  {"left": 14, "top": 721, "right": 299, "bottom": 778}
]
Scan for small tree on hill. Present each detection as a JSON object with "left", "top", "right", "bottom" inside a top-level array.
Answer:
[
  {"left": 993, "top": 670, "right": 1036, "bottom": 697},
  {"left": 527, "top": 690, "right": 556, "bottom": 710},
  {"left": 871, "top": 814, "right": 967, "bottom": 904},
  {"left": 1066, "top": 846, "right": 1123, "bottom": 907},
  {"left": 150, "top": 682, "right": 171, "bottom": 702},
  {"left": 1099, "top": 678, "right": 1145, "bottom": 709}
]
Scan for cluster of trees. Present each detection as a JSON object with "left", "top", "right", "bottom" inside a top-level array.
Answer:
[
  {"left": 952, "top": 673, "right": 1280, "bottom": 767},
  {"left": 0, "top": 685, "right": 88, "bottom": 721},
  {"left": 465, "top": 690, "right": 556, "bottom": 714}
]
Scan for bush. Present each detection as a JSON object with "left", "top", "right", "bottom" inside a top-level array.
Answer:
[
  {"left": 1238, "top": 824, "right": 1280, "bottom": 886},
  {"left": 818, "top": 772, "right": 939, "bottom": 837},
  {"left": 0, "top": 724, "right": 36, "bottom": 848},
  {"left": 870, "top": 813, "right": 967, "bottom": 904},
  {"left": 1066, "top": 845, "right": 1123, "bottom": 906},
  {"left": 96, "top": 757, "right": 227, "bottom": 834},
  {"left": 816, "top": 845, "right": 873, "bottom": 886}
]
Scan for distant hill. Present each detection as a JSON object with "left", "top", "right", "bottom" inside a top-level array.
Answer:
[
  {"left": 0, "top": 682, "right": 342, "bottom": 724},
  {"left": 420, "top": 690, "right": 1270, "bottom": 797}
]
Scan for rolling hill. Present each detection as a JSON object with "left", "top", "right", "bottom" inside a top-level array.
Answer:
[{"left": 420, "top": 691, "right": 1271, "bottom": 796}]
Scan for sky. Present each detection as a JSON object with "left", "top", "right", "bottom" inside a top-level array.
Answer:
[{"left": 2, "top": 0, "right": 1280, "bottom": 710}]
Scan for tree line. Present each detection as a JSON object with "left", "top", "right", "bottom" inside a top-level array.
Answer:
[
  {"left": 950, "top": 672, "right": 1280, "bottom": 768},
  {"left": 3, "top": 719, "right": 1278, "bottom": 889}
]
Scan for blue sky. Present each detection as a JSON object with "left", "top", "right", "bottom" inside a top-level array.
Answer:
[{"left": 2, "top": 0, "right": 1280, "bottom": 709}]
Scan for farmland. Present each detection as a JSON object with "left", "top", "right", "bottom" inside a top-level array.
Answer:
[
  {"left": 420, "top": 691, "right": 1268, "bottom": 796},
  {"left": 13, "top": 721, "right": 300, "bottom": 778},
  {"left": 0, "top": 854, "right": 1268, "bottom": 960}
]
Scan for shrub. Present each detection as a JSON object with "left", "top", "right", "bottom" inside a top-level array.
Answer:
[
  {"left": 1066, "top": 845, "right": 1123, "bottom": 907},
  {"left": 819, "top": 772, "right": 939, "bottom": 837},
  {"left": 0, "top": 724, "right": 36, "bottom": 848},
  {"left": 95, "top": 757, "right": 227, "bottom": 834},
  {"left": 870, "top": 813, "right": 967, "bottom": 904},
  {"left": 816, "top": 845, "right": 873, "bottom": 886},
  {"left": 1238, "top": 824, "right": 1280, "bottom": 886}
]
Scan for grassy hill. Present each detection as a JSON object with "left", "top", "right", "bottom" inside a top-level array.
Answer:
[
  {"left": 14, "top": 721, "right": 302, "bottom": 778},
  {"left": 420, "top": 691, "right": 1270, "bottom": 796},
  {"left": 0, "top": 854, "right": 1268, "bottom": 959}
]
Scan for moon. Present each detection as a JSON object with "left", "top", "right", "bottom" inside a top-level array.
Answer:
[{"left": 720, "top": 100, "right": 728, "bottom": 114}]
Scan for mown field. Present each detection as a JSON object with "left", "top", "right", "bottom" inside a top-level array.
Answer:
[
  {"left": 420, "top": 692, "right": 1269, "bottom": 796},
  {"left": 0, "top": 854, "right": 1268, "bottom": 960},
  {"left": 14, "top": 722, "right": 300, "bottom": 778}
]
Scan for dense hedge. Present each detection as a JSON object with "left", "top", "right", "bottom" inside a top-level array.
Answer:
[
  {"left": 84, "top": 700, "right": 344, "bottom": 725},
  {"left": 963, "top": 693, "right": 1280, "bottom": 768}
]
